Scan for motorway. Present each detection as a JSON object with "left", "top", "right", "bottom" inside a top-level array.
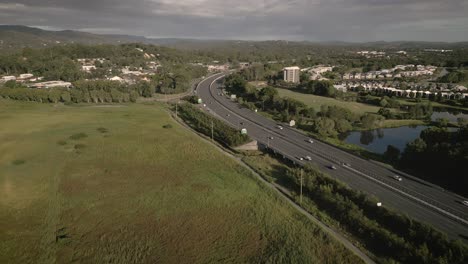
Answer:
[{"left": 195, "top": 73, "right": 468, "bottom": 240}]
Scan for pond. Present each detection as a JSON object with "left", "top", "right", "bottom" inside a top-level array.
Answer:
[
  {"left": 340, "top": 109, "right": 466, "bottom": 154},
  {"left": 339, "top": 126, "right": 428, "bottom": 154},
  {"left": 340, "top": 113, "right": 465, "bottom": 154}
]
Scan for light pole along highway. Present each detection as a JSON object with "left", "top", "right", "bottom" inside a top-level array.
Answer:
[{"left": 195, "top": 72, "right": 468, "bottom": 241}]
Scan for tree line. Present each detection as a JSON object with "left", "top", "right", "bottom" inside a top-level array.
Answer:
[
  {"left": 224, "top": 73, "right": 388, "bottom": 137},
  {"left": 0, "top": 44, "right": 207, "bottom": 95},
  {"left": 0, "top": 80, "right": 163, "bottom": 103},
  {"left": 177, "top": 102, "right": 251, "bottom": 147},
  {"left": 385, "top": 125, "right": 468, "bottom": 196},
  {"left": 267, "top": 158, "right": 468, "bottom": 264}
]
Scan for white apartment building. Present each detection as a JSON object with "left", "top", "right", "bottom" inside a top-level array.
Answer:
[{"left": 283, "top": 66, "right": 300, "bottom": 83}]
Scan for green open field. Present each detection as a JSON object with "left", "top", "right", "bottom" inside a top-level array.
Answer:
[
  {"left": 276, "top": 88, "right": 381, "bottom": 115},
  {"left": 276, "top": 88, "right": 425, "bottom": 128},
  {"left": 0, "top": 99, "right": 361, "bottom": 264}
]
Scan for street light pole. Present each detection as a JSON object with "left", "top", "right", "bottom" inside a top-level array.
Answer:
[
  {"left": 211, "top": 119, "right": 214, "bottom": 142},
  {"left": 300, "top": 169, "right": 303, "bottom": 205}
]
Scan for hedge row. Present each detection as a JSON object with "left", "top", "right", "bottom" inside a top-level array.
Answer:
[
  {"left": 177, "top": 103, "right": 251, "bottom": 147},
  {"left": 284, "top": 166, "right": 467, "bottom": 263}
]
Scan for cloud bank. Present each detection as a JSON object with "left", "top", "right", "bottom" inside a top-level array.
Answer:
[{"left": 1, "top": 0, "right": 467, "bottom": 41}]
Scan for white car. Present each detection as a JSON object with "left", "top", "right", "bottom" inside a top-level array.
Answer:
[
  {"left": 329, "top": 165, "right": 337, "bottom": 170},
  {"left": 393, "top": 175, "right": 403, "bottom": 181},
  {"left": 297, "top": 157, "right": 304, "bottom": 161},
  {"left": 462, "top": 201, "right": 468, "bottom": 207},
  {"left": 307, "top": 138, "right": 314, "bottom": 143},
  {"left": 277, "top": 125, "right": 283, "bottom": 130},
  {"left": 305, "top": 156, "right": 312, "bottom": 161}
]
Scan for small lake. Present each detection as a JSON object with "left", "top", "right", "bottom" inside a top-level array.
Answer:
[
  {"left": 340, "top": 126, "right": 428, "bottom": 154},
  {"left": 339, "top": 109, "right": 467, "bottom": 155}
]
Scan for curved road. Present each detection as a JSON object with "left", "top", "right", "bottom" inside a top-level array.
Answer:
[{"left": 196, "top": 73, "right": 468, "bottom": 241}]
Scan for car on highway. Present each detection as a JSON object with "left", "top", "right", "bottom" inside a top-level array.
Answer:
[
  {"left": 268, "top": 136, "right": 274, "bottom": 140},
  {"left": 462, "top": 201, "right": 468, "bottom": 207},
  {"left": 277, "top": 125, "right": 283, "bottom": 130},
  {"left": 305, "top": 156, "right": 312, "bottom": 161},
  {"left": 297, "top": 156, "right": 304, "bottom": 161},
  {"left": 226, "top": 114, "right": 230, "bottom": 117},
  {"left": 307, "top": 138, "right": 314, "bottom": 143},
  {"left": 341, "top": 162, "right": 351, "bottom": 167},
  {"left": 329, "top": 165, "right": 337, "bottom": 170},
  {"left": 393, "top": 175, "right": 403, "bottom": 181}
]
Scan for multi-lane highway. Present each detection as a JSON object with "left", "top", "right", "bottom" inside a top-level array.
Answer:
[{"left": 196, "top": 73, "right": 468, "bottom": 240}]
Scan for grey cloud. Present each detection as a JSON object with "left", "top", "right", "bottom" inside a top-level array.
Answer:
[{"left": 0, "top": 0, "right": 467, "bottom": 41}]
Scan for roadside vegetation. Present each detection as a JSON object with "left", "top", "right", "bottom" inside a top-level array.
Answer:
[
  {"left": 394, "top": 125, "right": 468, "bottom": 196},
  {"left": 224, "top": 70, "right": 468, "bottom": 197},
  {"left": 242, "top": 151, "right": 468, "bottom": 264},
  {"left": 0, "top": 99, "right": 363, "bottom": 263},
  {"left": 177, "top": 102, "right": 251, "bottom": 147},
  {"left": 225, "top": 73, "right": 432, "bottom": 137}
]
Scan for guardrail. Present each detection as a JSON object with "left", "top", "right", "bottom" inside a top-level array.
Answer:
[{"left": 202, "top": 74, "right": 468, "bottom": 227}]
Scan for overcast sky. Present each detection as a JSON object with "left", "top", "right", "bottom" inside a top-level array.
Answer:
[{"left": 1, "top": 0, "right": 468, "bottom": 42}]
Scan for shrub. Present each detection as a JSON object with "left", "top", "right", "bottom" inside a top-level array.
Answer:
[
  {"left": 177, "top": 103, "right": 250, "bottom": 147},
  {"left": 69, "top": 133, "right": 88, "bottom": 140},
  {"left": 74, "top": 144, "right": 86, "bottom": 150},
  {"left": 97, "top": 127, "right": 108, "bottom": 133},
  {"left": 12, "top": 159, "right": 25, "bottom": 165}
]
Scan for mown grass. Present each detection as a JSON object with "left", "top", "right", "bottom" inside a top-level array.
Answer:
[
  {"left": 276, "top": 88, "right": 381, "bottom": 115},
  {"left": 276, "top": 88, "right": 427, "bottom": 127},
  {"left": 0, "top": 99, "right": 362, "bottom": 264}
]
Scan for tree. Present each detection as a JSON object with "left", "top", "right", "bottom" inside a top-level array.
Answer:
[
  {"left": 335, "top": 119, "right": 352, "bottom": 133},
  {"left": 380, "top": 98, "right": 389, "bottom": 107},
  {"left": 61, "top": 91, "right": 71, "bottom": 103},
  {"left": 435, "top": 118, "right": 449, "bottom": 128},
  {"left": 314, "top": 80, "right": 336, "bottom": 97},
  {"left": 48, "top": 88, "right": 62, "bottom": 103},
  {"left": 139, "top": 81, "right": 153, "bottom": 98},
  {"left": 361, "top": 114, "right": 378, "bottom": 129},
  {"left": 313, "top": 117, "right": 337, "bottom": 137},
  {"left": 378, "top": 108, "right": 393, "bottom": 119},
  {"left": 457, "top": 117, "right": 467, "bottom": 127},
  {"left": 384, "top": 145, "right": 400, "bottom": 164},
  {"left": 224, "top": 74, "right": 247, "bottom": 95}
]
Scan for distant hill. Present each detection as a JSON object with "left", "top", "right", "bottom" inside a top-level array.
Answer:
[
  {"left": 0, "top": 25, "right": 156, "bottom": 51},
  {"left": 1, "top": 25, "right": 467, "bottom": 52}
]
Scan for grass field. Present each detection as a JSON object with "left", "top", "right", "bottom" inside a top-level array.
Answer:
[
  {"left": 276, "top": 88, "right": 426, "bottom": 128},
  {"left": 276, "top": 88, "right": 381, "bottom": 115},
  {"left": 0, "top": 99, "right": 362, "bottom": 264}
]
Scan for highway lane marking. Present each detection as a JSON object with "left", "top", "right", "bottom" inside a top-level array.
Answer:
[
  {"left": 343, "top": 165, "right": 468, "bottom": 226},
  {"left": 202, "top": 74, "right": 468, "bottom": 227}
]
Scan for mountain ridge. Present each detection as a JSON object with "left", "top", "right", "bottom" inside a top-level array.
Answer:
[{"left": 1, "top": 25, "right": 467, "bottom": 52}]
